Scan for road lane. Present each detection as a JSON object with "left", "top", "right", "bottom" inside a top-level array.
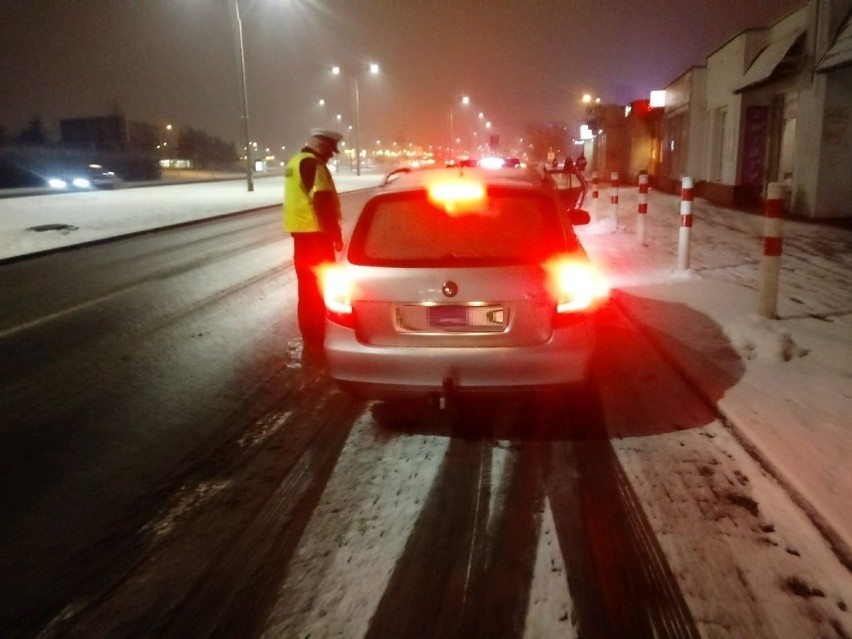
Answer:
[{"left": 0, "top": 192, "right": 372, "bottom": 635}]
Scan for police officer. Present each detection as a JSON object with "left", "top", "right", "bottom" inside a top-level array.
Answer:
[{"left": 283, "top": 128, "right": 344, "bottom": 348}]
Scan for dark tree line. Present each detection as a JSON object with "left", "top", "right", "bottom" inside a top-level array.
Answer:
[
  {"left": 176, "top": 127, "right": 238, "bottom": 168},
  {"left": 1, "top": 118, "right": 238, "bottom": 169},
  {"left": 0, "top": 119, "right": 49, "bottom": 147}
]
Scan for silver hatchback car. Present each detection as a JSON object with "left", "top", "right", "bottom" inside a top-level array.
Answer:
[{"left": 321, "top": 167, "right": 608, "bottom": 403}]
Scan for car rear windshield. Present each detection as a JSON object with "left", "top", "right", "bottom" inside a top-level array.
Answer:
[{"left": 348, "top": 187, "right": 572, "bottom": 267}]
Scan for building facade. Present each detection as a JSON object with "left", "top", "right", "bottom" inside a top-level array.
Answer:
[
  {"left": 670, "top": 0, "right": 852, "bottom": 217},
  {"left": 658, "top": 66, "right": 707, "bottom": 194},
  {"left": 588, "top": 0, "right": 851, "bottom": 218}
]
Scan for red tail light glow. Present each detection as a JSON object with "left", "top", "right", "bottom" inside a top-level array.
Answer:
[
  {"left": 427, "top": 178, "right": 486, "bottom": 215},
  {"left": 319, "top": 264, "right": 354, "bottom": 326},
  {"left": 544, "top": 256, "right": 610, "bottom": 313}
]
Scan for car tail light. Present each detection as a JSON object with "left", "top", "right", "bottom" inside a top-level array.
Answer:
[
  {"left": 426, "top": 178, "right": 486, "bottom": 214},
  {"left": 544, "top": 256, "right": 610, "bottom": 314},
  {"left": 319, "top": 263, "right": 355, "bottom": 327}
]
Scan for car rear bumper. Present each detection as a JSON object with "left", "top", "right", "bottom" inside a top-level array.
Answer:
[{"left": 324, "top": 318, "right": 595, "bottom": 400}]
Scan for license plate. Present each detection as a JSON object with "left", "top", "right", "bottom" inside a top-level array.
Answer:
[
  {"left": 396, "top": 304, "right": 506, "bottom": 332},
  {"left": 430, "top": 305, "right": 468, "bottom": 328}
]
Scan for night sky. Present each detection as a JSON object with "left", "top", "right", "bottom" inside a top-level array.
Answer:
[{"left": 1, "top": 0, "right": 803, "bottom": 158}]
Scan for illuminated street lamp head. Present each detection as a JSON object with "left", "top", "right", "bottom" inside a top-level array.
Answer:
[{"left": 333, "top": 64, "right": 378, "bottom": 76}]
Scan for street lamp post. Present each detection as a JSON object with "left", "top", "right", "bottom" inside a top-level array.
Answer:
[
  {"left": 449, "top": 95, "right": 470, "bottom": 161},
  {"left": 232, "top": 0, "right": 254, "bottom": 192},
  {"left": 354, "top": 75, "right": 362, "bottom": 176},
  {"left": 333, "top": 63, "right": 379, "bottom": 176}
]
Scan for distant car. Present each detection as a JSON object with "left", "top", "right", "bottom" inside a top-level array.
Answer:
[
  {"left": 0, "top": 154, "right": 93, "bottom": 190},
  {"left": 86, "top": 164, "right": 122, "bottom": 189},
  {"left": 4, "top": 148, "right": 126, "bottom": 190},
  {"left": 478, "top": 157, "right": 506, "bottom": 169},
  {"left": 50, "top": 163, "right": 127, "bottom": 190},
  {"left": 45, "top": 170, "right": 93, "bottom": 190},
  {"left": 321, "top": 166, "right": 609, "bottom": 404}
]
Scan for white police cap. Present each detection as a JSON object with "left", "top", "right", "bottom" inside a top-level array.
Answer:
[{"left": 310, "top": 128, "right": 343, "bottom": 152}]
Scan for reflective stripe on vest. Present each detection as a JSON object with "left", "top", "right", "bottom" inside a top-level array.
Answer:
[{"left": 283, "top": 151, "right": 336, "bottom": 232}]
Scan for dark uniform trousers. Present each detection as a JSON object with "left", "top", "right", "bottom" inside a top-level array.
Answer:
[{"left": 293, "top": 231, "right": 335, "bottom": 345}]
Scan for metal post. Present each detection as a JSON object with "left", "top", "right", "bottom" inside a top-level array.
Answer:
[
  {"left": 591, "top": 171, "right": 599, "bottom": 222},
  {"left": 354, "top": 77, "right": 361, "bottom": 176},
  {"left": 610, "top": 171, "right": 620, "bottom": 231},
  {"left": 449, "top": 106, "right": 454, "bottom": 162},
  {"left": 637, "top": 170, "right": 649, "bottom": 245},
  {"left": 233, "top": 0, "right": 254, "bottom": 192},
  {"left": 678, "top": 176, "right": 694, "bottom": 270},
  {"left": 759, "top": 182, "right": 785, "bottom": 318}
]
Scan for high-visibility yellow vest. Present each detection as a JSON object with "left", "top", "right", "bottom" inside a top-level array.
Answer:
[{"left": 283, "top": 151, "right": 337, "bottom": 232}]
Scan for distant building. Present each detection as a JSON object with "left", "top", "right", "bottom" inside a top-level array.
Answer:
[
  {"left": 586, "top": 100, "right": 664, "bottom": 186},
  {"left": 59, "top": 114, "right": 158, "bottom": 153},
  {"left": 588, "top": 0, "right": 852, "bottom": 218},
  {"left": 657, "top": 66, "right": 707, "bottom": 194}
]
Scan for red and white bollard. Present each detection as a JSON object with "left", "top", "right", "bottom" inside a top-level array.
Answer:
[
  {"left": 637, "top": 170, "right": 649, "bottom": 246},
  {"left": 610, "top": 171, "right": 620, "bottom": 231},
  {"left": 591, "top": 171, "right": 599, "bottom": 222},
  {"left": 677, "top": 176, "right": 693, "bottom": 270},
  {"left": 759, "top": 182, "right": 785, "bottom": 318}
]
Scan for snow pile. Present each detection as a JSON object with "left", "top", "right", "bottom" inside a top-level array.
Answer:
[{"left": 723, "top": 316, "right": 809, "bottom": 362}]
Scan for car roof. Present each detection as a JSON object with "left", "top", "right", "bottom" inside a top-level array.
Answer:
[{"left": 377, "top": 166, "right": 555, "bottom": 194}]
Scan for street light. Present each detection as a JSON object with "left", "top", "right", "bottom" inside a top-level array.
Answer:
[
  {"left": 449, "top": 95, "right": 470, "bottom": 160},
  {"left": 332, "top": 62, "right": 379, "bottom": 176},
  {"left": 231, "top": 0, "right": 253, "bottom": 192},
  {"left": 317, "top": 98, "right": 343, "bottom": 129}
]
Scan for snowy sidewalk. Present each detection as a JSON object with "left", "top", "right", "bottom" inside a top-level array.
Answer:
[
  {"left": 577, "top": 186, "right": 852, "bottom": 566},
  {"left": 0, "top": 172, "right": 383, "bottom": 261}
]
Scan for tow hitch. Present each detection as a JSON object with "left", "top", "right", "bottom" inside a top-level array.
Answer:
[{"left": 439, "top": 377, "right": 455, "bottom": 410}]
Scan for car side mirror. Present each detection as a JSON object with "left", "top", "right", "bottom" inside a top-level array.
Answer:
[{"left": 566, "top": 208, "right": 591, "bottom": 226}]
